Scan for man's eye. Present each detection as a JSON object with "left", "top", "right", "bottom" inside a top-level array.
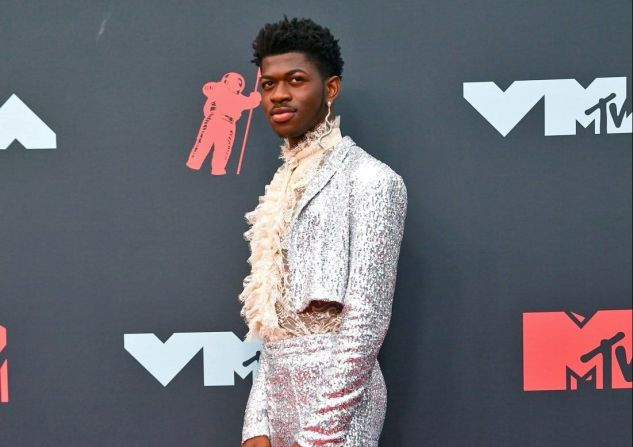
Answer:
[
  {"left": 289, "top": 77, "right": 305, "bottom": 83},
  {"left": 261, "top": 81, "right": 273, "bottom": 89}
]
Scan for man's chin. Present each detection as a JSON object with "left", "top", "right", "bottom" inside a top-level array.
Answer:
[{"left": 270, "top": 124, "right": 303, "bottom": 140}]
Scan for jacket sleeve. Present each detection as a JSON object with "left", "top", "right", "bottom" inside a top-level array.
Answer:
[
  {"left": 295, "top": 172, "right": 408, "bottom": 447},
  {"left": 242, "top": 349, "right": 271, "bottom": 445}
]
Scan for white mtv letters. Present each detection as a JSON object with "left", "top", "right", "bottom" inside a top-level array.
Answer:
[
  {"left": 124, "top": 332, "right": 262, "bottom": 387},
  {"left": 463, "top": 77, "right": 632, "bottom": 136},
  {"left": 0, "top": 94, "right": 56, "bottom": 149}
]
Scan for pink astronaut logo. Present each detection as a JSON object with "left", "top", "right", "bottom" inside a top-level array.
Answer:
[{"left": 186, "top": 71, "right": 262, "bottom": 175}]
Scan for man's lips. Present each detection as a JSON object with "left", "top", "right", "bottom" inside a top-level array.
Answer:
[{"left": 270, "top": 107, "right": 297, "bottom": 123}]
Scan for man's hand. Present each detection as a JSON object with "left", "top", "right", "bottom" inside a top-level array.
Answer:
[
  {"left": 242, "top": 435, "right": 271, "bottom": 447},
  {"left": 291, "top": 443, "right": 302, "bottom": 447}
]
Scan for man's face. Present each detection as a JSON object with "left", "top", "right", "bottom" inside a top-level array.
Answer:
[{"left": 259, "top": 52, "right": 328, "bottom": 144}]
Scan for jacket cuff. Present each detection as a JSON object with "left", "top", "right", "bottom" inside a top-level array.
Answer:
[{"left": 242, "top": 425, "right": 270, "bottom": 445}]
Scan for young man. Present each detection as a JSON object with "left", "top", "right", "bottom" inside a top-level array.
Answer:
[{"left": 239, "top": 17, "right": 407, "bottom": 447}]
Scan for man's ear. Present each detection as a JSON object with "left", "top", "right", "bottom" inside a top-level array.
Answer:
[{"left": 325, "top": 76, "right": 341, "bottom": 103}]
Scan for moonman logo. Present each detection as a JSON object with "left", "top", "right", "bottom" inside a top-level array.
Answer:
[
  {"left": 523, "top": 310, "right": 632, "bottom": 391},
  {"left": 185, "top": 71, "right": 261, "bottom": 175},
  {"left": 124, "top": 332, "right": 262, "bottom": 386},
  {"left": 0, "top": 94, "right": 57, "bottom": 149},
  {"left": 0, "top": 325, "right": 8, "bottom": 403},
  {"left": 464, "top": 77, "right": 632, "bottom": 136}
]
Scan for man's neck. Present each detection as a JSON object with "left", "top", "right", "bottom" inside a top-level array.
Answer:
[
  {"left": 288, "top": 109, "right": 332, "bottom": 148},
  {"left": 287, "top": 136, "right": 302, "bottom": 148}
]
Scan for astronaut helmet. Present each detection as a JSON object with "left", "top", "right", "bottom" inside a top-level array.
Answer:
[{"left": 221, "top": 72, "right": 246, "bottom": 94}]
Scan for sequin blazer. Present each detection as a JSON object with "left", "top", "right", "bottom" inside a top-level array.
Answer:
[{"left": 243, "top": 135, "right": 408, "bottom": 446}]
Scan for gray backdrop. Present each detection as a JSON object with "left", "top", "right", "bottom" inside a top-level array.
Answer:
[{"left": 1, "top": 1, "right": 631, "bottom": 446}]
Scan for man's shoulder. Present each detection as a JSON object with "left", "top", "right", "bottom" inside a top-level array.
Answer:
[{"left": 340, "top": 137, "right": 406, "bottom": 192}]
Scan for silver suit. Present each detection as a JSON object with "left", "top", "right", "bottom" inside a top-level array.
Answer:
[{"left": 242, "top": 136, "right": 408, "bottom": 447}]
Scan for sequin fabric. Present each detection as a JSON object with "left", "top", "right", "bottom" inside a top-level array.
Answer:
[
  {"left": 259, "top": 333, "right": 386, "bottom": 447},
  {"left": 242, "top": 125, "right": 408, "bottom": 447},
  {"left": 275, "top": 117, "right": 344, "bottom": 341}
]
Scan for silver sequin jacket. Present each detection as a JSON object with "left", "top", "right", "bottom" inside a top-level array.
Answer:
[{"left": 243, "top": 136, "right": 408, "bottom": 446}]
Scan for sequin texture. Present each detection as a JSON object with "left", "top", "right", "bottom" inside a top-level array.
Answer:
[{"left": 242, "top": 129, "right": 408, "bottom": 447}]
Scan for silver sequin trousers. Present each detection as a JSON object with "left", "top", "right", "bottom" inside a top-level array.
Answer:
[{"left": 262, "top": 332, "right": 387, "bottom": 447}]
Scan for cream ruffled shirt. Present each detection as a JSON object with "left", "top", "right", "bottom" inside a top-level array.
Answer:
[{"left": 239, "top": 116, "right": 343, "bottom": 341}]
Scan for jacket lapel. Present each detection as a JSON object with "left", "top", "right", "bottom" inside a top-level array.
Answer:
[{"left": 285, "top": 136, "right": 353, "bottom": 234}]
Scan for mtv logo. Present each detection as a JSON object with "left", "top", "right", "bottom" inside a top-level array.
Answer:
[
  {"left": 0, "top": 94, "right": 56, "bottom": 149},
  {"left": 124, "top": 332, "right": 262, "bottom": 387},
  {"left": 464, "top": 77, "right": 632, "bottom": 136},
  {"left": 523, "top": 310, "right": 632, "bottom": 391},
  {"left": 0, "top": 325, "right": 8, "bottom": 403}
]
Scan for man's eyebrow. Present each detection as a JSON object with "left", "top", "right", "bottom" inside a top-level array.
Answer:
[
  {"left": 260, "top": 69, "right": 309, "bottom": 79},
  {"left": 285, "top": 69, "right": 308, "bottom": 76}
]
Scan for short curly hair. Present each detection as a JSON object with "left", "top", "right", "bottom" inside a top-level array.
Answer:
[{"left": 251, "top": 16, "right": 344, "bottom": 80}]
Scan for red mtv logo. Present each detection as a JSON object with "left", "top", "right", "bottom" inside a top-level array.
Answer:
[
  {"left": 0, "top": 325, "right": 8, "bottom": 403},
  {"left": 523, "top": 310, "right": 632, "bottom": 391}
]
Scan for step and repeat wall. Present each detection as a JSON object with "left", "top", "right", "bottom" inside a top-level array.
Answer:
[{"left": 1, "top": 1, "right": 631, "bottom": 446}]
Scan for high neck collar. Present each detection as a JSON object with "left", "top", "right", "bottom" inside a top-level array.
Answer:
[{"left": 280, "top": 116, "right": 342, "bottom": 164}]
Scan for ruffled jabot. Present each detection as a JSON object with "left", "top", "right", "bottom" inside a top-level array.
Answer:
[
  {"left": 239, "top": 116, "right": 343, "bottom": 340},
  {"left": 280, "top": 115, "right": 342, "bottom": 164}
]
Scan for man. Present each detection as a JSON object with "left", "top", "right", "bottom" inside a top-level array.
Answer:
[{"left": 240, "top": 17, "right": 407, "bottom": 447}]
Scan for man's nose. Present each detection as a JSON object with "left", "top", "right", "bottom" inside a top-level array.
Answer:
[{"left": 270, "top": 82, "right": 291, "bottom": 103}]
